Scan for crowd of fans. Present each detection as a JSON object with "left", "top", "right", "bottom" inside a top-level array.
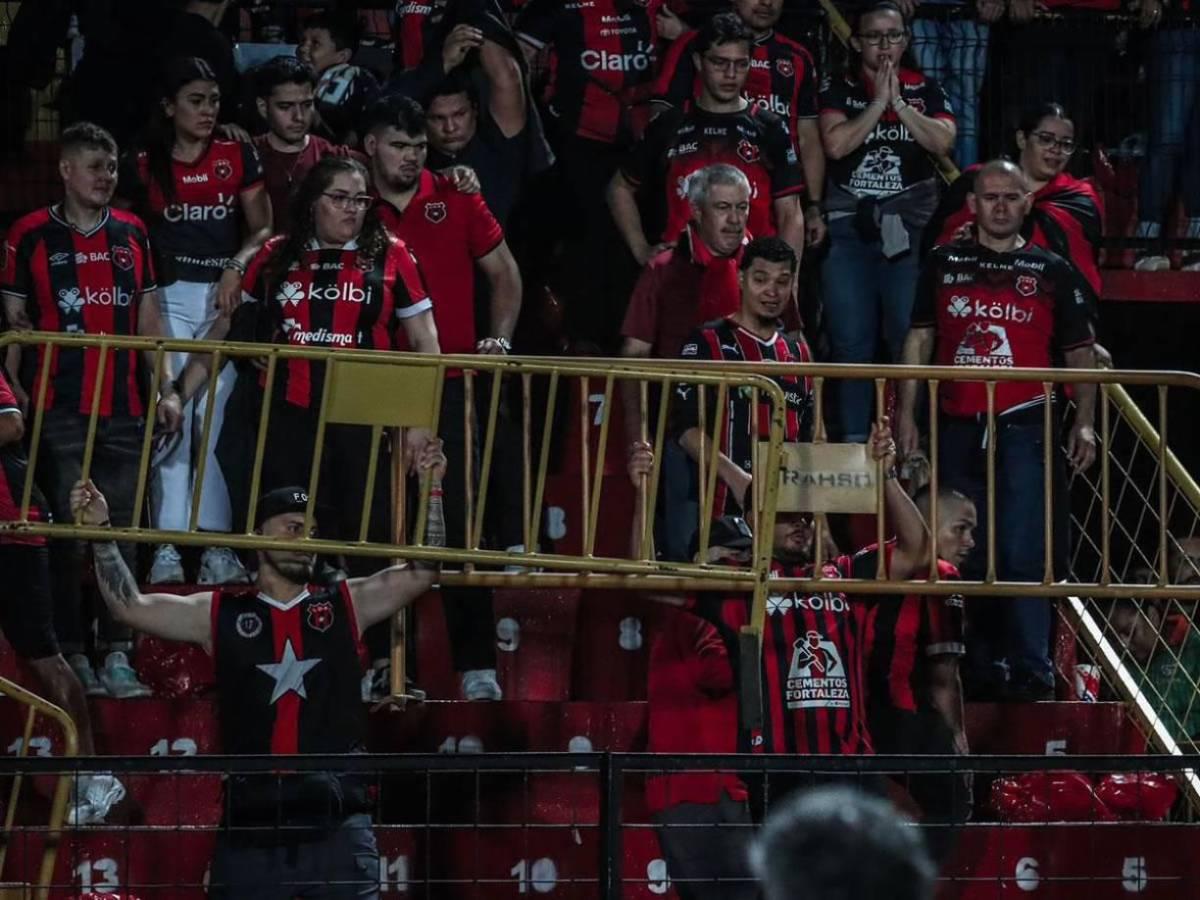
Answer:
[{"left": 0, "top": 0, "right": 1197, "bottom": 892}]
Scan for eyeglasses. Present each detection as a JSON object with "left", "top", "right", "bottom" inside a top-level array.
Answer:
[
  {"left": 1029, "top": 131, "right": 1077, "bottom": 154},
  {"left": 858, "top": 30, "right": 907, "bottom": 46},
  {"left": 703, "top": 54, "right": 751, "bottom": 74},
  {"left": 321, "top": 193, "right": 374, "bottom": 211}
]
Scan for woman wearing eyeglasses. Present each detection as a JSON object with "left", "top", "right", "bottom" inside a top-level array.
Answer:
[
  {"left": 927, "top": 102, "right": 1104, "bottom": 301},
  {"left": 817, "top": 1, "right": 956, "bottom": 443}
]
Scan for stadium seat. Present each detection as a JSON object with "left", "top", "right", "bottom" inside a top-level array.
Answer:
[
  {"left": 964, "top": 702, "right": 1145, "bottom": 755},
  {"left": 494, "top": 589, "right": 582, "bottom": 701},
  {"left": 374, "top": 826, "right": 421, "bottom": 895},
  {"left": 621, "top": 826, "right": 680, "bottom": 900},
  {"left": 542, "top": 474, "right": 638, "bottom": 559},
  {"left": 428, "top": 825, "right": 599, "bottom": 899},
  {"left": 571, "top": 591, "right": 655, "bottom": 701}
]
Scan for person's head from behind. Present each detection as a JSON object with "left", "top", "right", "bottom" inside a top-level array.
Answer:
[
  {"left": 733, "top": 0, "right": 784, "bottom": 33},
  {"left": 292, "top": 155, "right": 374, "bottom": 247},
  {"left": 851, "top": 2, "right": 910, "bottom": 73},
  {"left": 364, "top": 96, "right": 428, "bottom": 192},
  {"left": 693, "top": 12, "right": 754, "bottom": 104},
  {"left": 773, "top": 512, "right": 814, "bottom": 565},
  {"left": 1015, "top": 102, "right": 1076, "bottom": 184},
  {"left": 1108, "top": 598, "right": 1163, "bottom": 665},
  {"left": 298, "top": 12, "right": 359, "bottom": 76},
  {"left": 751, "top": 786, "right": 936, "bottom": 900},
  {"left": 688, "top": 164, "right": 751, "bottom": 256},
  {"left": 254, "top": 487, "right": 320, "bottom": 585},
  {"left": 427, "top": 73, "right": 480, "bottom": 156},
  {"left": 1170, "top": 537, "right": 1200, "bottom": 587},
  {"left": 59, "top": 122, "right": 119, "bottom": 210},
  {"left": 913, "top": 485, "right": 977, "bottom": 568},
  {"left": 161, "top": 57, "right": 220, "bottom": 144},
  {"left": 968, "top": 159, "right": 1031, "bottom": 243},
  {"left": 255, "top": 56, "right": 318, "bottom": 146},
  {"left": 739, "top": 236, "right": 796, "bottom": 324}
]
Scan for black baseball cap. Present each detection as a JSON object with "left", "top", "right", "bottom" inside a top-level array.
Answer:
[
  {"left": 255, "top": 486, "right": 323, "bottom": 529},
  {"left": 689, "top": 515, "right": 754, "bottom": 559}
]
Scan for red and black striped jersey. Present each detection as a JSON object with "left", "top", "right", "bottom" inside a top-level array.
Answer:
[
  {"left": 1, "top": 205, "right": 156, "bottom": 417},
  {"left": 0, "top": 369, "right": 48, "bottom": 546},
  {"left": 622, "top": 102, "right": 803, "bottom": 242},
  {"left": 211, "top": 581, "right": 366, "bottom": 756},
  {"left": 856, "top": 542, "right": 965, "bottom": 715},
  {"left": 691, "top": 556, "right": 872, "bottom": 755},
  {"left": 242, "top": 234, "right": 432, "bottom": 409},
  {"left": 673, "top": 317, "right": 812, "bottom": 517},
  {"left": 129, "top": 138, "right": 263, "bottom": 283},
  {"left": 653, "top": 28, "right": 819, "bottom": 153},
  {"left": 516, "top": 0, "right": 662, "bottom": 144}
]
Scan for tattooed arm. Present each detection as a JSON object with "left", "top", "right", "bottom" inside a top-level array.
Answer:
[
  {"left": 349, "top": 439, "right": 447, "bottom": 632},
  {"left": 71, "top": 480, "right": 213, "bottom": 646}
]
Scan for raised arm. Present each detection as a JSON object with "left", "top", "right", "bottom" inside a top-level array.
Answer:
[
  {"left": 70, "top": 480, "right": 212, "bottom": 646},
  {"left": 869, "top": 420, "right": 929, "bottom": 579},
  {"left": 480, "top": 37, "right": 527, "bottom": 138},
  {"left": 349, "top": 439, "right": 447, "bottom": 631}
]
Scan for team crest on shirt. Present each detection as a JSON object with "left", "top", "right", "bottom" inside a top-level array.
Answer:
[
  {"left": 1015, "top": 274, "right": 1038, "bottom": 297},
  {"left": 424, "top": 201, "right": 447, "bottom": 224},
  {"left": 111, "top": 245, "right": 134, "bottom": 272},
  {"left": 236, "top": 611, "right": 263, "bottom": 639},
  {"left": 214, "top": 159, "right": 233, "bottom": 181},
  {"left": 355, "top": 254, "right": 375, "bottom": 272},
  {"left": 908, "top": 97, "right": 926, "bottom": 115},
  {"left": 737, "top": 139, "right": 760, "bottom": 164},
  {"left": 307, "top": 600, "right": 334, "bottom": 632},
  {"left": 776, "top": 57, "right": 794, "bottom": 78}
]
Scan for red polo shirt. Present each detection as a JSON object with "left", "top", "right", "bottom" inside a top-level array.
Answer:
[{"left": 375, "top": 170, "right": 505, "bottom": 356}]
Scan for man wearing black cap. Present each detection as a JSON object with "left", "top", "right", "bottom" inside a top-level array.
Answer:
[{"left": 68, "top": 439, "right": 447, "bottom": 898}]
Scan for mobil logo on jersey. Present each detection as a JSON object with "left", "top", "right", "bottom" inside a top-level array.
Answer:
[{"left": 786, "top": 629, "right": 850, "bottom": 709}]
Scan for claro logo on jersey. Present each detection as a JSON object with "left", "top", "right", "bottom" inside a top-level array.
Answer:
[
  {"left": 786, "top": 630, "right": 850, "bottom": 709},
  {"left": 163, "top": 193, "right": 236, "bottom": 222},
  {"left": 56, "top": 285, "right": 132, "bottom": 312},
  {"left": 581, "top": 41, "right": 654, "bottom": 73},
  {"left": 276, "top": 280, "right": 372, "bottom": 305}
]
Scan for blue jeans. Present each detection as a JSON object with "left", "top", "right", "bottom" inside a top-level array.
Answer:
[
  {"left": 821, "top": 216, "right": 923, "bottom": 442},
  {"left": 1138, "top": 28, "right": 1200, "bottom": 224},
  {"left": 938, "top": 411, "right": 1068, "bottom": 690},
  {"left": 911, "top": 16, "right": 990, "bottom": 167}
]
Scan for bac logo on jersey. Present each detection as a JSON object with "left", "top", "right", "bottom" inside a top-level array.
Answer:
[
  {"left": 424, "top": 201, "right": 447, "bottom": 224},
  {"left": 214, "top": 159, "right": 233, "bottom": 181},
  {"left": 111, "top": 245, "right": 134, "bottom": 272},
  {"left": 776, "top": 57, "right": 794, "bottom": 78},
  {"left": 1015, "top": 274, "right": 1038, "bottom": 297},
  {"left": 737, "top": 139, "right": 761, "bottom": 165},
  {"left": 236, "top": 611, "right": 263, "bottom": 639},
  {"left": 307, "top": 600, "right": 334, "bottom": 632}
]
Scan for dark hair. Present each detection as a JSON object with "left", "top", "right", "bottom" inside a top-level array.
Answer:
[
  {"left": 840, "top": 2, "right": 918, "bottom": 77},
  {"left": 740, "top": 236, "right": 797, "bottom": 273},
  {"left": 751, "top": 787, "right": 936, "bottom": 900},
  {"left": 140, "top": 57, "right": 220, "bottom": 208},
  {"left": 856, "top": 0, "right": 908, "bottom": 30},
  {"left": 694, "top": 11, "right": 753, "bottom": 54},
  {"left": 262, "top": 156, "right": 388, "bottom": 288},
  {"left": 60, "top": 121, "right": 118, "bottom": 158},
  {"left": 911, "top": 484, "right": 974, "bottom": 519},
  {"left": 254, "top": 55, "right": 317, "bottom": 98},
  {"left": 430, "top": 70, "right": 480, "bottom": 108},
  {"left": 364, "top": 94, "right": 427, "bottom": 137},
  {"left": 1017, "top": 101, "right": 1071, "bottom": 138},
  {"left": 301, "top": 11, "right": 361, "bottom": 55}
]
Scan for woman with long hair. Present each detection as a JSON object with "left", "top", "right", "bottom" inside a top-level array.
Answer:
[
  {"left": 818, "top": 1, "right": 957, "bottom": 442},
  {"left": 927, "top": 102, "right": 1105, "bottom": 299},
  {"left": 123, "top": 56, "right": 273, "bottom": 586}
]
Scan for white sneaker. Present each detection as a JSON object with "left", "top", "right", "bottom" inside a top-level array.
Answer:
[
  {"left": 148, "top": 544, "right": 184, "bottom": 584},
  {"left": 67, "top": 653, "right": 109, "bottom": 698},
  {"left": 99, "top": 651, "right": 152, "bottom": 699},
  {"left": 1133, "top": 253, "right": 1171, "bottom": 272},
  {"left": 461, "top": 668, "right": 503, "bottom": 701},
  {"left": 68, "top": 773, "right": 127, "bottom": 826},
  {"left": 1182, "top": 253, "right": 1200, "bottom": 272},
  {"left": 198, "top": 546, "right": 250, "bottom": 585}
]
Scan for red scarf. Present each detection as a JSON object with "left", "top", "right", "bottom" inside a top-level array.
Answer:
[{"left": 688, "top": 226, "right": 745, "bottom": 323}]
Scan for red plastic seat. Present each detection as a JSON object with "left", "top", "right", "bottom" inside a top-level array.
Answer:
[
  {"left": 428, "top": 825, "right": 598, "bottom": 899},
  {"left": 494, "top": 590, "right": 581, "bottom": 702},
  {"left": 964, "top": 702, "right": 1145, "bottom": 755},
  {"left": 621, "top": 826, "right": 680, "bottom": 900},
  {"left": 572, "top": 591, "right": 656, "bottom": 701}
]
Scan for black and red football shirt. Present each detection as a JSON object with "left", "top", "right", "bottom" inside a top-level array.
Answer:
[
  {"left": 211, "top": 581, "right": 366, "bottom": 756},
  {"left": 692, "top": 557, "right": 872, "bottom": 755},
  {"left": 856, "top": 542, "right": 965, "bottom": 715},
  {"left": 242, "top": 234, "right": 432, "bottom": 409},
  {"left": 911, "top": 241, "right": 1095, "bottom": 416},
  {"left": 673, "top": 317, "right": 812, "bottom": 517},
  {"left": 0, "top": 369, "right": 48, "bottom": 546},
  {"left": 130, "top": 137, "right": 263, "bottom": 283},
  {"left": 375, "top": 169, "right": 505, "bottom": 357},
  {"left": 1, "top": 205, "right": 157, "bottom": 417},
  {"left": 515, "top": 0, "right": 662, "bottom": 144},
  {"left": 622, "top": 101, "right": 803, "bottom": 242},
  {"left": 653, "top": 28, "right": 819, "bottom": 153}
]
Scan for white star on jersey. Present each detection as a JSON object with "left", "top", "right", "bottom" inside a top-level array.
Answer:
[{"left": 256, "top": 639, "right": 321, "bottom": 704}]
